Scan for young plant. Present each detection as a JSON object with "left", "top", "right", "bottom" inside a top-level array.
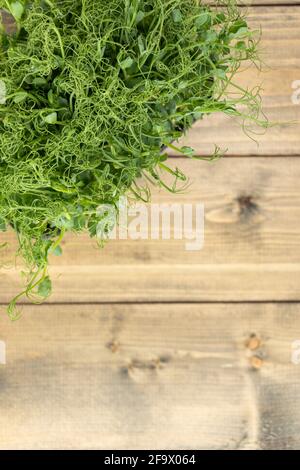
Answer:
[{"left": 0, "top": 0, "right": 265, "bottom": 317}]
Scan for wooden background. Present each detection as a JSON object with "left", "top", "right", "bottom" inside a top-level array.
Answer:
[{"left": 1, "top": 1, "right": 300, "bottom": 450}]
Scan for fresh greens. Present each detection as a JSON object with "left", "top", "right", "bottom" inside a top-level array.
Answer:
[{"left": 0, "top": 0, "right": 265, "bottom": 317}]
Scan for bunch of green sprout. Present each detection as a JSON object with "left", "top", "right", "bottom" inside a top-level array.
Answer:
[{"left": 0, "top": 0, "right": 265, "bottom": 317}]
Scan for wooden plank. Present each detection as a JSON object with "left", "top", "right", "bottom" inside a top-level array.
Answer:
[
  {"left": 1, "top": 156, "right": 300, "bottom": 303},
  {"left": 0, "top": 302, "right": 300, "bottom": 450},
  {"left": 254, "top": 1, "right": 299, "bottom": 3},
  {"left": 175, "top": 6, "right": 300, "bottom": 156}
]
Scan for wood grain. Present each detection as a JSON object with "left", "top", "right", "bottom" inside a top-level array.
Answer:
[
  {"left": 1, "top": 157, "right": 300, "bottom": 303},
  {"left": 175, "top": 6, "right": 300, "bottom": 156},
  {"left": 0, "top": 2, "right": 300, "bottom": 452},
  {"left": 0, "top": 302, "right": 300, "bottom": 450}
]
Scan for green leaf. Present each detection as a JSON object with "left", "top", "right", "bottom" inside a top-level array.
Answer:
[
  {"left": 73, "top": 214, "right": 86, "bottom": 231},
  {"left": 0, "top": 217, "right": 6, "bottom": 231},
  {"left": 138, "top": 36, "right": 145, "bottom": 55},
  {"left": 54, "top": 214, "right": 74, "bottom": 230},
  {"left": 229, "top": 27, "right": 249, "bottom": 40},
  {"left": 215, "top": 69, "right": 226, "bottom": 80},
  {"left": 181, "top": 146, "right": 195, "bottom": 157},
  {"left": 159, "top": 154, "right": 168, "bottom": 163},
  {"left": 51, "top": 181, "right": 76, "bottom": 194},
  {"left": 10, "top": 1, "right": 24, "bottom": 22},
  {"left": 136, "top": 10, "right": 145, "bottom": 24},
  {"left": 193, "top": 111, "right": 203, "bottom": 120},
  {"left": 195, "top": 13, "right": 210, "bottom": 28},
  {"left": 205, "top": 31, "right": 218, "bottom": 43},
  {"left": 224, "top": 105, "right": 237, "bottom": 116},
  {"left": 0, "top": 80, "right": 6, "bottom": 105},
  {"left": 49, "top": 245, "right": 62, "bottom": 256},
  {"left": 236, "top": 41, "right": 247, "bottom": 50},
  {"left": 119, "top": 57, "right": 134, "bottom": 70},
  {"left": 48, "top": 89, "right": 54, "bottom": 104},
  {"left": 229, "top": 19, "right": 247, "bottom": 34},
  {"left": 13, "top": 92, "right": 28, "bottom": 103},
  {"left": 172, "top": 9, "right": 182, "bottom": 23},
  {"left": 214, "top": 13, "right": 226, "bottom": 24},
  {"left": 43, "top": 112, "right": 57, "bottom": 124},
  {"left": 37, "top": 276, "right": 52, "bottom": 298},
  {"left": 32, "top": 77, "right": 48, "bottom": 86}
]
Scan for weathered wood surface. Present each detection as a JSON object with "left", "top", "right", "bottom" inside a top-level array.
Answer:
[
  {"left": 175, "top": 6, "right": 300, "bottom": 156},
  {"left": 2, "top": 157, "right": 300, "bottom": 303},
  {"left": 0, "top": 303, "right": 300, "bottom": 450}
]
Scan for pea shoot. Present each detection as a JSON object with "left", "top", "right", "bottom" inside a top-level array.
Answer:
[{"left": 0, "top": 0, "right": 265, "bottom": 317}]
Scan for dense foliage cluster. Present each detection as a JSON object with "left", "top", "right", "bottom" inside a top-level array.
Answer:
[{"left": 0, "top": 0, "right": 262, "bottom": 316}]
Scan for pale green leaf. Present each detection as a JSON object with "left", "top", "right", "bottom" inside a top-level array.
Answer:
[
  {"left": 172, "top": 9, "right": 182, "bottom": 23},
  {"left": 37, "top": 276, "right": 52, "bottom": 298},
  {"left": 13, "top": 92, "right": 28, "bottom": 103},
  {"left": 10, "top": 1, "right": 24, "bottom": 22},
  {"left": 44, "top": 112, "right": 57, "bottom": 124}
]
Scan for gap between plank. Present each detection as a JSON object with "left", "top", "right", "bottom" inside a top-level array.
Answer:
[{"left": 169, "top": 154, "right": 300, "bottom": 159}]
